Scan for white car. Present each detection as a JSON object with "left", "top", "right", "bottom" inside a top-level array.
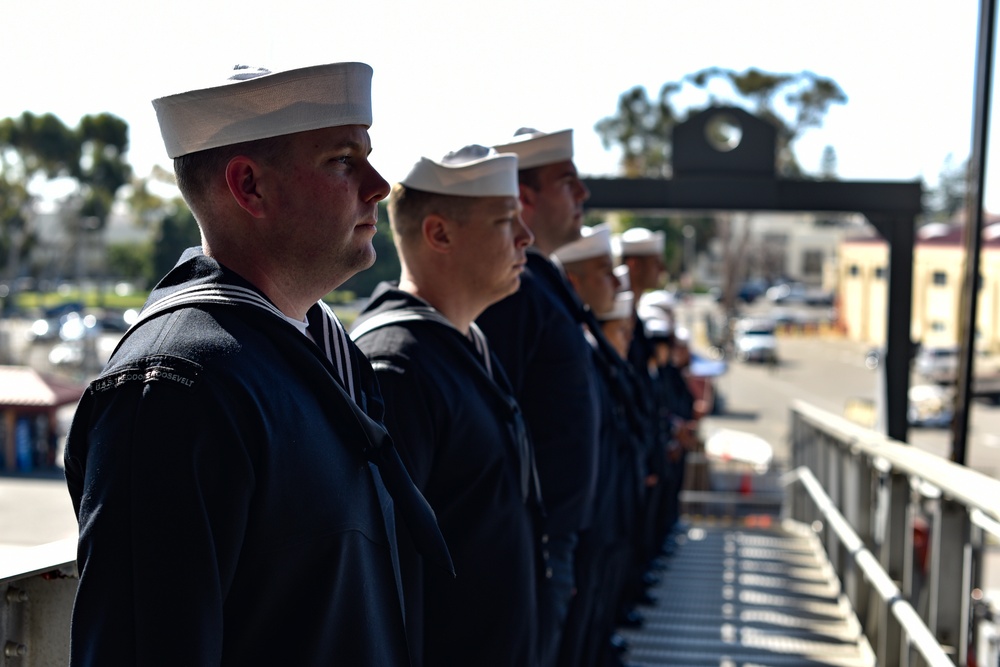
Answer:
[
  {"left": 907, "top": 384, "right": 953, "bottom": 428},
  {"left": 733, "top": 319, "right": 778, "bottom": 363},
  {"left": 915, "top": 345, "right": 959, "bottom": 383}
]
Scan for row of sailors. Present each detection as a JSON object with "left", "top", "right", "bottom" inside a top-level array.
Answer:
[
  {"left": 63, "top": 61, "right": 704, "bottom": 667},
  {"left": 352, "top": 134, "right": 703, "bottom": 667}
]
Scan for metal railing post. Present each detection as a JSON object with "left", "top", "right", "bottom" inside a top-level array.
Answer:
[
  {"left": 826, "top": 434, "right": 842, "bottom": 573},
  {"left": 927, "top": 498, "right": 972, "bottom": 664},
  {"left": 877, "top": 470, "right": 909, "bottom": 667}
]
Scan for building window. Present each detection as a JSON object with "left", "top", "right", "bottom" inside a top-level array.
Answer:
[
  {"left": 848, "top": 264, "right": 859, "bottom": 277},
  {"left": 875, "top": 267, "right": 885, "bottom": 279},
  {"left": 931, "top": 321, "right": 946, "bottom": 332},
  {"left": 802, "top": 250, "right": 823, "bottom": 276},
  {"left": 932, "top": 271, "right": 947, "bottom": 286}
]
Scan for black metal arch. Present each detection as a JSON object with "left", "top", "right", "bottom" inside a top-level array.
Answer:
[{"left": 581, "top": 106, "right": 923, "bottom": 442}]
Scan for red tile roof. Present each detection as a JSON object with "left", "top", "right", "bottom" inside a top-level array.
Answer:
[{"left": 0, "top": 366, "right": 85, "bottom": 408}]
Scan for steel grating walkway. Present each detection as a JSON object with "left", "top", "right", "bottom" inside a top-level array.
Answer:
[{"left": 619, "top": 518, "right": 875, "bottom": 667}]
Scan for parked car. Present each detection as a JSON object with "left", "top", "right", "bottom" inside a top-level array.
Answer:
[
  {"left": 765, "top": 282, "right": 806, "bottom": 304},
  {"left": 97, "top": 308, "right": 139, "bottom": 333},
  {"left": 907, "top": 384, "right": 954, "bottom": 428},
  {"left": 765, "top": 282, "right": 833, "bottom": 306},
  {"left": 733, "top": 318, "right": 778, "bottom": 363},
  {"left": 25, "top": 302, "right": 86, "bottom": 343},
  {"left": 914, "top": 345, "right": 959, "bottom": 383}
]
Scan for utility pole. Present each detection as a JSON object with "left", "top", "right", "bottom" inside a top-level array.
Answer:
[{"left": 951, "top": 0, "right": 997, "bottom": 465}]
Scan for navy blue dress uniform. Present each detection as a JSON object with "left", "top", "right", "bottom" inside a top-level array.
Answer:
[
  {"left": 477, "top": 127, "right": 602, "bottom": 667},
  {"left": 478, "top": 249, "right": 601, "bottom": 658},
  {"left": 64, "top": 61, "right": 452, "bottom": 667},
  {"left": 65, "top": 250, "right": 450, "bottom": 666},
  {"left": 353, "top": 286, "right": 540, "bottom": 667},
  {"left": 628, "top": 311, "right": 675, "bottom": 560},
  {"left": 561, "top": 331, "right": 647, "bottom": 667},
  {"left": 479, "top": 248, "right": 602, "bottom": 541},
  {"left": 543, "top": 230, "right": 653, "bottom": 667},
  {"left": 616, "top": 229, "right": 677, "bottom": 561}
]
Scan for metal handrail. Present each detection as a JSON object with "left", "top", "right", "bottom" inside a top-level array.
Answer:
[
  {"left": 786, "top": 466, "right": 954, "bottom": 667},
  {"left": 793, "top": 399, "right": 1000, "bottom": 523},
  {"left": 0, "top": 536, "right": 76, "bottom": 584}
]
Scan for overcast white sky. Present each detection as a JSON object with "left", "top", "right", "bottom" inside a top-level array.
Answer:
[{"left": 6, "top": 0, "right": 998, "bottom": 210}]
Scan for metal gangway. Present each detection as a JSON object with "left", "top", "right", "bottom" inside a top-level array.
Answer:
[
  {"left": 4, "top": 400, "right": 1000, "bottom": 666},
  {"left": 617, "top": 399, "right": 1000, "bottom": 666}
]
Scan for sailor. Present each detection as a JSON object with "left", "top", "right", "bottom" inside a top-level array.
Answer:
[
  {"left": 551, "top": 225, "right": 648, "bottom": 667},
  {"left": 63, "top": 62, "right": 451, "bottom": 666},
  {"left": 614, "top": 227, "right": 676, "bottom": 567},
  {"left": 614, "top": 227, "right": 667, "bottom": 383},
  {"left": 598, "top": 290, "right": 638, "bottom": 360},
  {"left": 352, "top": 145, "right": 540, "bottom": 667},
  {"left": 476, "top": 128, "right": 601, "bottom": 667}
]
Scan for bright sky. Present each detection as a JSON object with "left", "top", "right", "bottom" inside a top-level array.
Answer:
[{"left": 6, "top": 0, "right": 998, "bottom": 211}]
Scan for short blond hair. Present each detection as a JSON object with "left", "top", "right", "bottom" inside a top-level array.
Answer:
[{"left": 387, "top": 183, "right": 478, "bottom": 246}]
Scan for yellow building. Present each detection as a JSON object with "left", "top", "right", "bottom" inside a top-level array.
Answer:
[{"left": 839, "top": 223, "right": 1000, "bottom": 351}]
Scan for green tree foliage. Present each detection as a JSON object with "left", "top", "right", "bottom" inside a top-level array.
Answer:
[
  {"left": 0, "top": 113, "right": 79, "bottom": 286},
  {"left": 595, "top": 67, "right": 847, "bottom": 178},
  {"left": 107, "top": 241, "right": 154, "bottom": 282},
  {"left": 0, "top": 112, "right": 79, "bottom": 179},
  {"left": 607, "top": 213, "right": 714, "bottom": 278},
  {"left": 924, "top": 154, "right": 968, "bottom": 223},
  {"left": 0, "top": 112, "right": 133, "bottom": 288},
  {"left": 76, "top": 113, "right": 132, "bottom": 223},
  {"left": 153, "top": 204, "right": 200, "bottom": 283}
]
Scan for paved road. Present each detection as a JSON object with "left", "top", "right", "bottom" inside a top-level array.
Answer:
[
  {"left": 698, "top": 324, "right": 1000, "bottom": 479},
  {"left": 689, "top": 306, "right": 1000, "bottom": 614},
  {"left": 0, "top": 476, "right": 77, "bottom": 558}
]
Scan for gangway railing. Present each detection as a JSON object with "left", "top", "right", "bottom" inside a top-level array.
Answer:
[
  {"left": 0, "top": 537, "right": 76, "bottom": 665},
  {"left": 790, "top": 399, "right": 1000, "bottom": 666}
]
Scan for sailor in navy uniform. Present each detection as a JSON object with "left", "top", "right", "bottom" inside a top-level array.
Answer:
[
  {"left": 64, "top": 62, "right": 450, "bottom": 667},
  {"left": 476, "top": 129, "right": 601, "bottom": 667},
  {"left": 352, "top": 146, "right": 540, "bottom": 667},
  {"left": 550, "top": 225, "right": 648, "bottom": 667},
  {"left": 614, "top": 228, "right": 677, "bottom": 567}
]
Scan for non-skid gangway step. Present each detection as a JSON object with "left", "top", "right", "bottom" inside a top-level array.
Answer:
[{"left": 620, "top": 520, "right": 875, "bottom": 667}]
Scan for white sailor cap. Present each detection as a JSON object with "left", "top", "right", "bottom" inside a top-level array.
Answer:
[
  {"left": 596, "top": 290, "right": 635, "bottom": 322},
  {"left": 638, "top": 289, "right": 676, "bottom": 315},
  {"left": 642, "top": 314, "right": 673, "bottom": 340},
  {"left": 400, "top": 145, "right": 518, "bottom": 197},
  {"left": 551, "top": 223, "right": 612, "bottom": 265},
  {"left": 153, "top": 62, "right": 374, "bottom": 158},
  {"left": 613, "top": 264, "right": 631, "bottom": 292},
  {"left": 493, "top": 127, "right": 574, "bottom": 169},
  {"left": 614, "top": 227, "right": 666, "bottom": 258}
]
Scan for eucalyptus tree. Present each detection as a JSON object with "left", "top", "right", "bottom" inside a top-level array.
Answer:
[
  {"left": 595, "top": 67, "right": 847, "bottom": 179},
  {"left": 0, "top": 111, "right": 132, "bottom": 288}
]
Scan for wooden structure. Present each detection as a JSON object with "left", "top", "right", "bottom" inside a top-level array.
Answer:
[{"left": 0, "top": 366, "right": 84, "bottom": 472}]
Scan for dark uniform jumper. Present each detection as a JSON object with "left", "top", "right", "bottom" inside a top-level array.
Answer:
[
  {"left": 353, "top": 284, "right": 539, "bottom": 667},
  {"left": 477, "top": 248, "right": 600, "bottom": 664},
  {"left": 64, "top": 249, "right": 418, "bottom": 667}
]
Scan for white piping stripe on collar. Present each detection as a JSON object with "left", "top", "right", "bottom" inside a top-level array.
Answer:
[
  {"left": 135, "top": 284, "right": 285, "bottom": 326},
  {"left": 133, "top": 283, "right": 357, "bottom": 402},
  {"left": 314, "top": 300, "right": 355, "bottom": 400},
  {"left": 351, "top": 306, "right": 494, "bottom": 381},
  {"left": 467, "top": 323, "right": 493, "bottom": 380}
]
